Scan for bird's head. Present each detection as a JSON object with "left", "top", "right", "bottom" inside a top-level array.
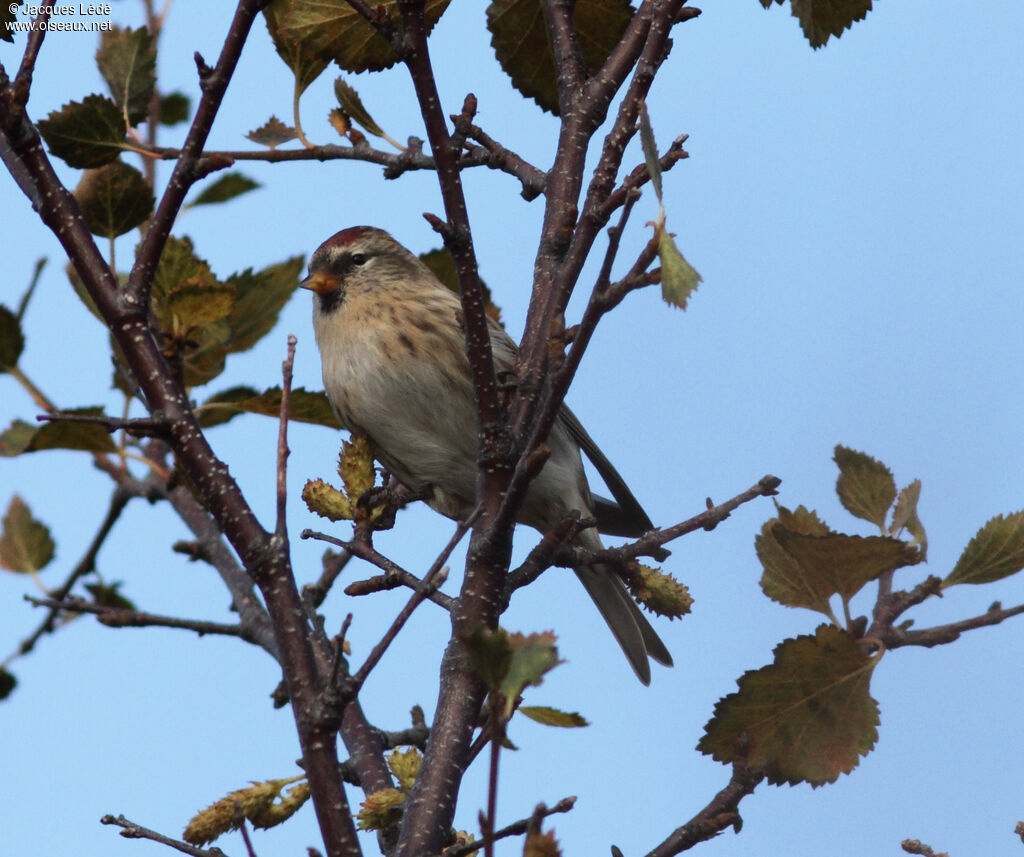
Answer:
[{"left": 300, "top": 226, "right": 427, "bottom": 312}]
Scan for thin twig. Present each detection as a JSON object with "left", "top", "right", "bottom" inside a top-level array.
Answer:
[
  {"left": 26, "top": 596, "right": 251, "bottom": 639},
  {"left": 879, "top": 600, "right": 1024, "bottom": 649},
  {"left": 101, "top": 814, "right": 228, "bottom": 857},
  {"left": 352, "top": 510, "right": 479, "bottom": 688},
  {"left": 572, "top": 476, "right": 782, "bottom": 567},
  {"left": 276, "top": 335, "right": 297, "bottom": 538},
  {"left": 444, "top": 798, "right": 578, "bottom": 857},
  {"left": 645, "top": 761, "right": 764, "bottom": 857},
  {"left": 36, "top": 411, "right": 169, "bottom": 438},
  {"left": 9, "top": 485, "right": 133, "bottom": 663}
]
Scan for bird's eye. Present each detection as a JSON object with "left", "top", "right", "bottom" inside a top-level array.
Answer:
[{"left": 351, "top": 253, "right": 368, "bottom": 266}]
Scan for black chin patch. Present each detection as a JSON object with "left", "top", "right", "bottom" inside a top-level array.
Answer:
[{"left": 317, "top": 287, "right": 345, "bottom": 315}]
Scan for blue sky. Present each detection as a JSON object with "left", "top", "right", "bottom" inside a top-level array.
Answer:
[{"left": 2, "top": 2, "right": 1023, "bottom": 856}]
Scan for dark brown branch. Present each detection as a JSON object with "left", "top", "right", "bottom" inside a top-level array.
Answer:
[
  {"left": 876, "top": 599, "right": 1024, "bottom": 650},
  {"left": 26, "top": 596, "right": 251, "bottom": 639},
  {"left": 126, "top": 0, "right": 271, "bottom": 308},
  {"left": 36, "top": 411, "right": 169, "bottom": 439},
  {"left": 570, "top": 476, "right": 782, "bottom": 567},
  {"left": 142, "top": 137, "right": 544, "bottom": 187},
  {"left": 13, "top": 7, "right": 51, "bottom": 104},
  {"left": 301, "top": 530, "right": 454, "bottom": 610},
  {"left": 645, "top": 762, "right": 764, "bottom": 857},
  {"left": 302, "top": 549, "right": 354, "bottom": 610},
  {"left": 101, "top": 814, "right": 228, "bottom": 857},
  {"left": 352, "top": 509, "right": 477, "bottom": 688}
]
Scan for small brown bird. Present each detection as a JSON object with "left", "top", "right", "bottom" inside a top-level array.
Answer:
[{"left": 302, "top": 226, "right": 672, "bottom": 683}]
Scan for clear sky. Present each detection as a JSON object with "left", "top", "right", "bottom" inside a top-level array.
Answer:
[{"left": 2, "top": 2, "right": 1023, "bottom": 857}]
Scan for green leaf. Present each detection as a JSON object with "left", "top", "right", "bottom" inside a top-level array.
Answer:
[
  {"left": 37, "top": 95, "right": 126, "bottom": 168},
  {"left": 222, "top": 256, "right": 304, "bottom": 353},
  {"left": 0, "top": 495, "right": 56, "bottom": 573},
  {"left": 96, "top": 26, "right": 156, "bottom": 125},
  {"left": 246, "top": 116, "right": 299, "bottom": 149},
  {"left": 187, "top": 172, "right": 262, "bottom": 208},
  {"left": 658, "top": 231, "right": 701, "bottom": 309},
  {"left": 890, "top": 479, "right": 927, "bottom": 559},
  {"left": 0, "top": 305, "right": 25, "bottom": 371},
  {"left": 499, "top": 631, "right": 560, "bottom": 717},
  {"left": 74, "top": 160, "right": 155, "bottom": 238},
  {"left": 789, "top": 0, "right": 874, "bottom": 49},
  {"left": 487, "top": 0, "right": 635, "bottom": 115},
  {"left": 833, "top": 445, "right": 896, "bottom": 530},
  {"left": 196, "top": 386, "right": 342, "bottom": 430},
  {"left": 265, "top": 0, "right": 452, "bottom": 75},
  {"left": 520, "top": 706, "right": 588, "bottom": 727},
  {"left": 158, "top": 91, "right": 191, "bottom": 126},
  {"left": 944, "top": 512, "right": 1024, "bottom": 587},
  {"left": 698, "top": 624, "right": 879, "bottom": 786},
  {"left": 638, "top": 101, "right": 662, "bottom": 201},
  {"left": 0, "top": 420, "right": 36, "bottom": 457}
]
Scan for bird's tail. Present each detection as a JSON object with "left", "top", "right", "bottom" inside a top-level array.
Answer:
[{"left": 573, "top": 530, "right": 673, "bottom": 685}]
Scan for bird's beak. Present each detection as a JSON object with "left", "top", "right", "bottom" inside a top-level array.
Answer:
[{"left": 299, "top": 270, "right": 339, "bottom": 294}]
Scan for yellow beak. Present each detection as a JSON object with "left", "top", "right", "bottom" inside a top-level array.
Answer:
[{"left": 299, "top": 271, "right": 339, "bottom": 294}]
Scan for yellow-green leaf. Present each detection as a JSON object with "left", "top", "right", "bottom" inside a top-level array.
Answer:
[
  {"left": 302, "top": 478, "right": 354, "bottom": 521},
  {"left": 698, "top": 624, "right": 879, "bottom": 786},
  {"left": 890, "top": 479, "right": 927, "bottom": 559},
  {"left": 944, "top": 512, "right": 1024, "bottom": 587},
  {"left": 167, "top": 283, "right": 238, "bottom": 329},
  {"left": 833, "top": 445, "right": 896, "bottom": 530},
  {"left": 0, "top": 495, "right": 56, "bottom": 573},
  {"left": 638, "top": 101, "right": 662, "bottom": 201},
  {"left": 519, "top": 706, "right": 588, "bottom": 727},
  {"left": 658, "top": 230, "right": 701, "bottom": 309}
]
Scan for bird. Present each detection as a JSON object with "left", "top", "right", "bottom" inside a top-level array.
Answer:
[{"left": 301, "top": 226, "right": 672, "bottom": 683}]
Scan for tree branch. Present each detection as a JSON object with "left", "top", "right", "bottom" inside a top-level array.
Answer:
[
  {"left": 101, "top": 814, "right": 228, "bottom": 857},
  {"left": 645, "top": 762, "right": 764, "bottom": 857},
  {"left": 25, "top": 596, "right": 252, "bottom": 639}
]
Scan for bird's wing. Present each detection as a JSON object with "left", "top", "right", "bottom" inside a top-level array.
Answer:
[{"left": 559, "top": 405, "right": 654, "bottom": 537}]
